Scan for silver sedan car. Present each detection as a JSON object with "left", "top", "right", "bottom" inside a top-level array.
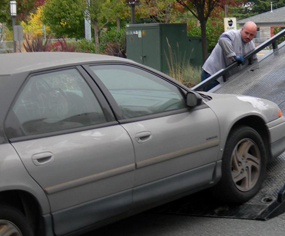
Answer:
[{"left": 1, "top": 52, "right": 285, "bottom": 236}]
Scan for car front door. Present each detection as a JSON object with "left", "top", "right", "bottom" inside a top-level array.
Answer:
[
  {"left": 88, "top": 64, "right": 220, "bottom": 206},
  {"left": 5, "top": 68, "right": 135, "bottom": 236}
]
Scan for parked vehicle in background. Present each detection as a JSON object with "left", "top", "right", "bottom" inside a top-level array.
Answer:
[{"left": 0, "top": 52, "right": 285, "bottom": 236}]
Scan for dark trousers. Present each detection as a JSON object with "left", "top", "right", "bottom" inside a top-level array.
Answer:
[{"left": 201, "top": 70, "right": 219, "bottom": 91}]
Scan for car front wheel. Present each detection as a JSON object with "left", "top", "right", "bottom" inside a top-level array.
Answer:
[
  {"left": 212, "top": 125, "right": 267, "bottom": 203},
  {"left": 0, "top": 205, "right": 34, "bottom": 236}
]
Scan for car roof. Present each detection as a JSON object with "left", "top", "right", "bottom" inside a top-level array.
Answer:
[{"left": 0, "top": 52, "right": 133, "bottom": 75}]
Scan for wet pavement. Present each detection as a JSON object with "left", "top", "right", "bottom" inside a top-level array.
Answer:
[{"left": 86, "top": 210, "right": 285, "bottom": 236}]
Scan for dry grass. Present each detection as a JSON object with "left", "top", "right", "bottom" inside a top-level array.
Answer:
[
  {"left": 182, "top": 64, "right": 201, "bottom": 87},
  {"left": 164, "top": 38, "right": 201, "bottom": 88}
]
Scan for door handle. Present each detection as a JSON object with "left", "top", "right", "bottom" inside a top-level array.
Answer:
[
  {"left": 32, "top": 152, "right": 54, "bottom": 166},
  {"left": 135, "top": 131, "right": 152, "bottom": 143}
]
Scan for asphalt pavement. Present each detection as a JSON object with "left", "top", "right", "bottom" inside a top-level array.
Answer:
[
  {"left": 88, "top": 211, "right": 285, "bottom": 236},
  {"left": 87, "top": 188, "right": 285, "bottom": 236}
]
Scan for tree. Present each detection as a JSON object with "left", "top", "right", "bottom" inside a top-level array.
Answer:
[
  {"left": 175, "top": 0, "right": 244, "bottom": 62},
  {"left": 136, "top": 0, "right": 179, "bottom": 23},
  {"left": 0, "top": 0, "right": 11, "bottom": 26},
  {"left": 17, "top": 0, "right": 40, "bottom": 21},
  {"left": 230, "top": 0, "right": 285, "bottom": 19},
  {"left": 41, "top": 0, "right": 85, "bottom": 39},
  {"left": 175, "top": 0, "right": 222, "bottom": 62},
  {"left": 21, "top": 6, "right": 51, "bottom": 38},
  {"left": 41, "top": 0, "right": 130, "bottom": 49},
  {"left": 0, "top": 0, "right": 44, "bottom": 29},
  {"left": 188, "top": 19, "right": 224, "bottom": 53},
  {"left": 85, "top": 0, "right": 129, "bottom": 52}
]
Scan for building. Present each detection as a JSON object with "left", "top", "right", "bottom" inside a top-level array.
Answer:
[{"left": 237, "top": 6, "right": 285, "bottom": 45}]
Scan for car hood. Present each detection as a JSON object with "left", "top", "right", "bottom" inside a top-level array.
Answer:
[{"left": 199, "top": 92, "right": 281, "bottom": 123}]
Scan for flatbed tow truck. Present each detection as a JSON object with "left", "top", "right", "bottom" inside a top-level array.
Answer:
[{"left": 150, "top": 29, "right": 285, "bottom": 221}]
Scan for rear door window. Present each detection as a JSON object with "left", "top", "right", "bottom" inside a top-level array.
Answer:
[{"left": 10, "top": 68, "right": 107, "bottom": 136}]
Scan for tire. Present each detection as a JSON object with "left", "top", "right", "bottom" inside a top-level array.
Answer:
[
  {"left": 211, "top": 125, "right": 267, "bottom": 203},
  {"left": 0, "top": 205, "right": 34, "bottom": 236}
]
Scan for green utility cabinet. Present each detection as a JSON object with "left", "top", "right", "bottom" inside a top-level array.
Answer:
[
  {"left": 187, "top": 36, "right": 203, "bottom": 67},
  {"left": 126, "top": 23, "right": 189, "bottom": 74}
]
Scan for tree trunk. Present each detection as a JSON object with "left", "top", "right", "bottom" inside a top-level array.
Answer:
[
  {"left": 200, "top": 20, "right": 208, "bottom": 63},
  {"left": 94, "top": 20, "right": 99, "bottom": 53}
]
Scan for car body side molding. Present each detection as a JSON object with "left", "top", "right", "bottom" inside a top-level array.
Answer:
[
  {"left": 45, "top": 164, "right": 135, "bottom": 194},
  {"left": 136, "top": 139, "right": 219, "bottom": 169}
]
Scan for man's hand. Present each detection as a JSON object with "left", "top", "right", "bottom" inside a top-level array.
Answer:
[{"left": 233, "top": 56, "right": 245, "bottom": 65}]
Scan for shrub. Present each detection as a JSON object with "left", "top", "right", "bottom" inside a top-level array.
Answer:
[
  {"left": 46, "top": 38, "right": 76, "bottom": 52},
  {"left": 273, "top": 26, "right": 285, "bottom": 46},
  {"left": 75, "top": 39, "right": 97, "bottom": 53},
  {"left": 23, "top": 34, "right": 52, "bottom": 52},
  {"left": 182, "top": 64, "right": 201, "bottom": 87},
  {"left": 99, "top": 27, "right": 126, "bottom": 57}
]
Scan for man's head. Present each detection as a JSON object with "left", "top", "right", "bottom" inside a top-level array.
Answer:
[{"left": 240, "top": 21, "right": 257, "bottom": 43}]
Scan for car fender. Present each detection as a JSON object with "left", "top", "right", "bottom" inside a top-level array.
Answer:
[{"left": 202, "top": 93, "right": 278, "bottom": 155}]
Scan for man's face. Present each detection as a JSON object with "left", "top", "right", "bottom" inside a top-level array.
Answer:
[{"left": 241, "top": 26, "right": 256, "bottom": 43}]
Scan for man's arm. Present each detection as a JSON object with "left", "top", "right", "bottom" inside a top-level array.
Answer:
[
  {"left": 218, "top": 34, "right": 236, "bottom": 58},
  {"left": 219, "top": 34, "right": 245, "bottom": 65}
]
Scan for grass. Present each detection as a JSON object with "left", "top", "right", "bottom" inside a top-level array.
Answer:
[
  {"left": 164, "top": 38, "right": 201, "bottom": 88},
  {"left": 181, "top": 64, "right": 201, "bottom": 87}
]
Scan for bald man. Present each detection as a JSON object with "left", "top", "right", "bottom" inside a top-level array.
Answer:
[{"left": 201, "top": 21, "right": 257, "bottom": 91}]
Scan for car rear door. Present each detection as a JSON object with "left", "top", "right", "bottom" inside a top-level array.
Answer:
[
  {"left": 87, "top": 64, "right": 220, "bottom": 206},
  {"left": 5, "top": 67, "right": 135, "bottom": 236}
]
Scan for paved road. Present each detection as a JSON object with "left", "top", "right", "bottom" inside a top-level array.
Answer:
[
  {"left": 256, "top": 49, "right": 270, "bottom": 58},
  {"left": 84, "top": 210, "right": 285, "bottom": 236}
]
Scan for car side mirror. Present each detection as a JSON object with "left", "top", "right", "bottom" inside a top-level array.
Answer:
[{"left": 186, "top": 92, "right": 202, "bottom": 107}]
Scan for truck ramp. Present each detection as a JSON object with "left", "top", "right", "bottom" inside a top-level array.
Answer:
[
  {"left": 149, "top": 43, "right": 285, "bottom": 221},
  {"left": 213, "top": 42, "right": 285, "bottom": 113}
]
